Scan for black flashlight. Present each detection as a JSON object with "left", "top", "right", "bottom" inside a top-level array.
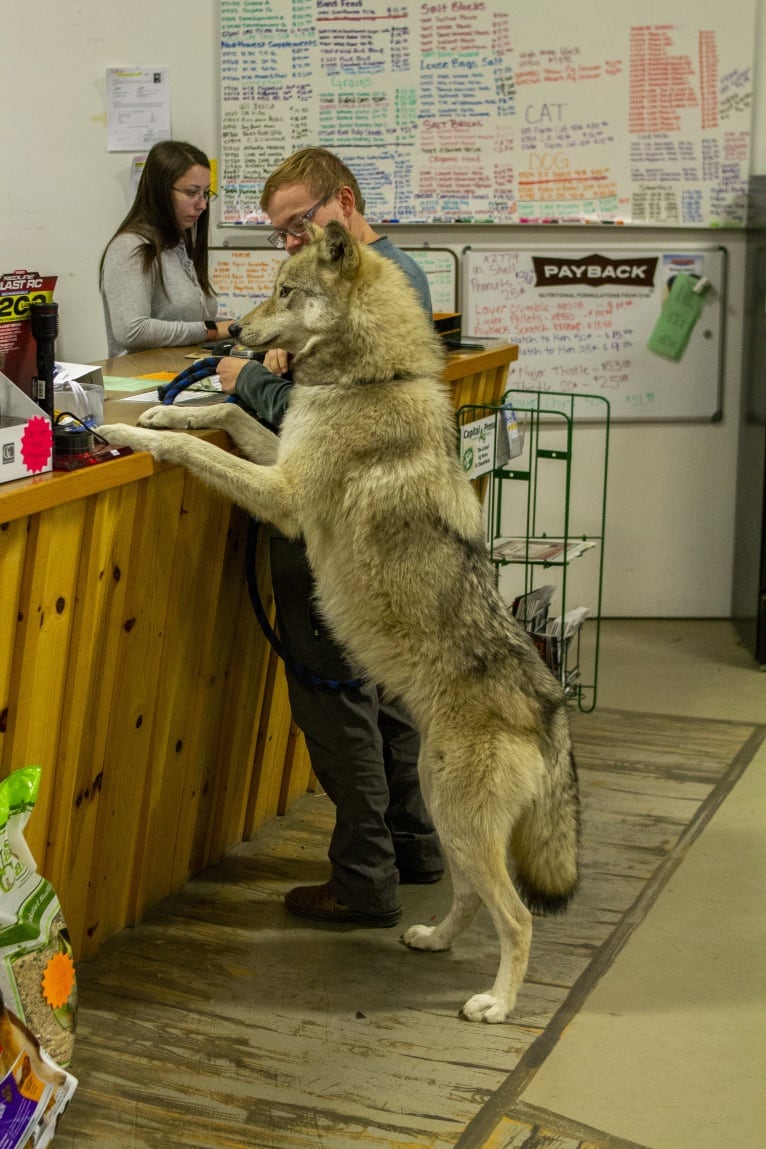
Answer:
[{"left": 30, "top": 301, "right": 59, "bottom": 419}]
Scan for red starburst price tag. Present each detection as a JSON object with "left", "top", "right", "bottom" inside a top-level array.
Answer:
[{"left": 20, "top": 416, "right": 53, "bottom": 473}]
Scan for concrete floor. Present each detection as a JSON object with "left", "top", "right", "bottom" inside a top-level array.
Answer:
[{"left": 518, "top": 619, "right": 766, "bottom": 1149}]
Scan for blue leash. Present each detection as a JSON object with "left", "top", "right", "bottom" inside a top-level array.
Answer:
[
  {"left": 159, "top": 359, "right": 363, "bottom": 692},
  {"left": 244, "top": 519, "right": 364, "bottom": 692},
  {"left": 157, "top": 356, "right": 221, "bottom": 403}
]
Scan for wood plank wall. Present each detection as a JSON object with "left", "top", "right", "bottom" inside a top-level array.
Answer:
[{"left": 0, "top": 466, "right": 313, "bottom": 961}]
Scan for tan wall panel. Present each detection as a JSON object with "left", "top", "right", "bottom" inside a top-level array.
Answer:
[
  {"left": 5, "top": 502, "right": 86, "bottom": 863},
  {"left": 83, "top": 469, "right": 186, "bottom": 952},
  {"left": 44, "top": 483, "right": 140, "bottom": 949},
  {"left": 130, "top": 471, "right": 233, "bottom": 922},
  {"left": 0, "top": 517, "right": 29, "bottom": 765}
]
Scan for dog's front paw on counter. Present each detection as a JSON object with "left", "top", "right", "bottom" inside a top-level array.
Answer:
[
  {"left": 138, "top": 405, "right": 207, "bottom": 430},
  {"left": 97, "top": 423, "right": 171, "bottom": 459}
]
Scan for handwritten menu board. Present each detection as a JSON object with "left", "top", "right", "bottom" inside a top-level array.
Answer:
[
  {"left": 219, "top": 0, "right": 756, "bottom": 228},
  {"left": 461, "top": 245, "right": 726, "bottom": 421}
]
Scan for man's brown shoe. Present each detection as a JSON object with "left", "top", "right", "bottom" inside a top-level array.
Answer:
[{"left": 284, "top": 882, "right": 402, "bottom": 927}]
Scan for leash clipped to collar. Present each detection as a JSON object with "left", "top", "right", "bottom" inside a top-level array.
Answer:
[
  {"left": 245, "top": 519, "right": 364, "bottom": 692},
  {"left": 157, "top": 357, "right": 221, "bottom": 404}
]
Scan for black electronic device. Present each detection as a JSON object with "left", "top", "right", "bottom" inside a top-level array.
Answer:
[
  {"left": 52, "top": 412, "right": 133, "bottom": 471},
  {"left": 201, "top": 338, "right": 236, "bottom": 355},
  {"left": 30, "top": 300, "right": 59, "bottom": 419}
]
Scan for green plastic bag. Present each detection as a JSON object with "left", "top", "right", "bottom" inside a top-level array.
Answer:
[{"left": 0, "top": 768, "right": 78, "bottom": 1068}]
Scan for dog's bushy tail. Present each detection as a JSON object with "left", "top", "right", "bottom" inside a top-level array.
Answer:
[{"left": 511, "top": 712, "right": 580, "bottom": 915}]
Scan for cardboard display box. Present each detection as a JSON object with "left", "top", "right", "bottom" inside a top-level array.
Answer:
[
  {"left": 0, "top": 372, "right": 53, "bottom": 483},
  {"left": 55, "top": 362, "right": 103, "bottom": 391}
]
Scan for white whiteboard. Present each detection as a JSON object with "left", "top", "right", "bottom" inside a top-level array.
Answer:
[
  {"left": 209, "top": 246, "right": 458, "bottom": 318},
  {"left": 404, "top": 248, "right": 458, "bottom": 312},
  {"left": 461, "top": 245, "right": 726, "bottom": 421},
  {"left": 218, "top": 1, "right": 756, "bottom": 227},
  {"left": 209, "top": 248, "right": 286, "bottom": 320}
]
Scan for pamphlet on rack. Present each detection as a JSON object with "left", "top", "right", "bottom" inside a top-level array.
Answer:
[
  {"left": 459, "top": 399, "right": 524, "bottom": 481},
  {"left": 511, "top": 584, "right": 556, "bottom": 626},
  {"left": 494, "top": 537, "right": 597, "bottom": 562},
  {"left": 546, "top": 606, "right": 591, "bottom": 641},
  {"left": 539, "top": 606, "right": 591, "bottom": 681},
  {"left": 510, "top": 587, "right": 590, "bottom": 684}
]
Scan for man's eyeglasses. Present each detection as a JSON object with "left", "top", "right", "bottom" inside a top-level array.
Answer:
[
  {"left": 172, "top": 186, "right": 218, "bottom": 204},
  {"left": 267, "top": 190, "right": 337, "bottom": 249}
]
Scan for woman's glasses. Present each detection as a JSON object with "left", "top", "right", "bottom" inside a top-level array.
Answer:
[
  {"left": 267, "top": 190, "right": 338, "bottom": 249},
  {"left": 172, "top": 186, "right": 218, "bottom": 204}
]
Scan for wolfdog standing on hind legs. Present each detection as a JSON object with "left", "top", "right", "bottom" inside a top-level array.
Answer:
[{"left": 100, "top": 220, "right": 581, "bottom": 1024}]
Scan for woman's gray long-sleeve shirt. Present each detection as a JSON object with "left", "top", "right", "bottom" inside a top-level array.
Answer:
[{"left": 101, "top": 233, "right": 218, "bottom": 356}]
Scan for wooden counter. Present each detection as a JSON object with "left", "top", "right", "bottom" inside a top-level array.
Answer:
[{"left": 0, "top": 341, "right": 517, "bottom": 960}]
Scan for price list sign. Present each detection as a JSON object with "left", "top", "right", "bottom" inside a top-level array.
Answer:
[{"left": 219, "top": 0, "right": 756, "bottom": 228}]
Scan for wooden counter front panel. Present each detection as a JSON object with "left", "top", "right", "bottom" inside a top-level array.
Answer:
[
  {"left": 443, "top": 342, "right": 518, "bottom": 411},
  {"left": 0, "top": 472, "right": 313, "bottom": 959}
]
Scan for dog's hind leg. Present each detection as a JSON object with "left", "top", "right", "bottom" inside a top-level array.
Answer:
[
  {"left": 402, "top": 736, "right": 536, "bottom": 1023},
  {"left": 403, "top": 839, "right": 532, "bottom": 1024},
  {"left": 402, "top": 862, "right": 482, "bottom": 952},
  {"left": 458, "top": 867, "right": 532, "bottom": 1023}
]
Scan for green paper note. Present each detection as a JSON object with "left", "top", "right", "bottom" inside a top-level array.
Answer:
[
  {"left": 102, "top": 375, "right": 162, "bottom": 392},
  {"left": 647, "top": 274, "right": 706, "bottom": 361}
]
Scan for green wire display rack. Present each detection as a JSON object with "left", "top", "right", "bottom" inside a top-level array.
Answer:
[{"left": 457, "top": 388, "right": 610, "bottom": 712}]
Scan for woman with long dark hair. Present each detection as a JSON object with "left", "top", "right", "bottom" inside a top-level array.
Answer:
[{"left": 100, "top": 140, "right": 232, "bottom": 356}]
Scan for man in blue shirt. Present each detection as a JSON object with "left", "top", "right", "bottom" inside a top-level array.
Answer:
[{"left": 218, "top": 148, "right": 443, "bottom": 927}]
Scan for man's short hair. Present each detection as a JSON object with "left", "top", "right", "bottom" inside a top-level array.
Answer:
[{"left": 260, "top": 147, "right": 366, "bottom": 215}]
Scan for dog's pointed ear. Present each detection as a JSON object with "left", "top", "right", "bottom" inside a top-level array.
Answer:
[{"left": 321, "top": 220, "right": 360, "bottom": 273}]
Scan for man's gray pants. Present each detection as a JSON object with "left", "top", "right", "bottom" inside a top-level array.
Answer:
[{"left": 269, "top": 533, "right": 443, "bottom": 914}]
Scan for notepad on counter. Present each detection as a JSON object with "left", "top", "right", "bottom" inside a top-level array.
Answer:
[{"left": 103, "top": 375, "right": 165, "bottom": 392}]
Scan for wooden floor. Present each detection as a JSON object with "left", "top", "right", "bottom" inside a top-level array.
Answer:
[{"left": 54, "top": 706, "right": 764, "bottom": 1149}]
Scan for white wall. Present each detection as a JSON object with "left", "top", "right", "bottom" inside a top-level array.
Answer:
[
  {"left": 1, "top": 0, "right": 763, "bottom": 618},
  {"left": 2, "top": 0, "right": 219, "bottom": 363}
]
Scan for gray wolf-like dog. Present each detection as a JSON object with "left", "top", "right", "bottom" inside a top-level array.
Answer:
[{"left": 101, "top": 221, "right": 580, "bottom": 1023}]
